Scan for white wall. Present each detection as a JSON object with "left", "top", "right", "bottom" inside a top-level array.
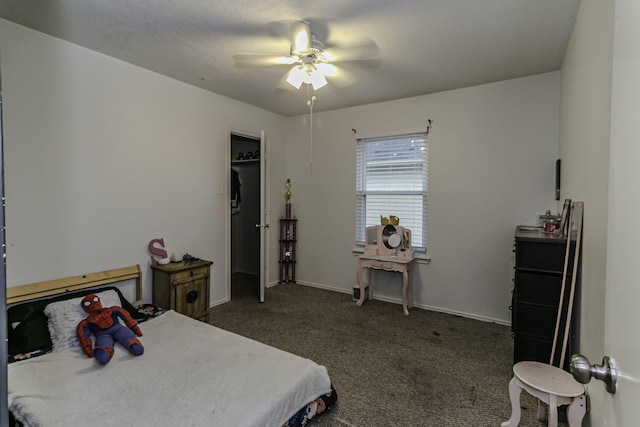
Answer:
[
  {"left": 1, "top": 17, "right": 567, "bottom": 326},
  {"left": 284, "top": 72, "right": 561, "bottom": 323},
  {"left": 0, "top": 19, "right": 287, "bottom": 305},
  {"left": 557, "top": 0, "right": 615, "bottom": 425}
]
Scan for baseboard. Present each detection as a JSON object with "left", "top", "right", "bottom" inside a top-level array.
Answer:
[
  {"left": 292, "top": 280, "right": 510, "bottom": 326},
  {"left": 216, "top": 279, "right": 511, "bottom": 327}
]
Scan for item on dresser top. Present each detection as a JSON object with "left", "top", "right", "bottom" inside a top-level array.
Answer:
[
  {"left": 182, "top": 253, "right": 202, "bottom": 263},
  {"left": 538, "top": 210, "right": 561, "bottom": 233}
]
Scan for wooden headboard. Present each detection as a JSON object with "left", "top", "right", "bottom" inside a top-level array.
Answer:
[{"left": 7, "top": 265, "right": 142, "bottom": 305}]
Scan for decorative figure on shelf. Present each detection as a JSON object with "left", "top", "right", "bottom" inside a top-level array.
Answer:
[{"left": 285, "top": 178, "right": 292, "bottom": 202}]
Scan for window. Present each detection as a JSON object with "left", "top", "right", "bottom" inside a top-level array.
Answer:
[{"left": 355, "top": 132, "right": 428, "bottom": 252}]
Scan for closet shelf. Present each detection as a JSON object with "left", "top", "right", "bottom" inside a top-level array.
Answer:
[{"left": 231, "top": 159, "right": 259, "bottom": 164}]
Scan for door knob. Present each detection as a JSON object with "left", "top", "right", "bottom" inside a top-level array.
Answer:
[
  {"left": 570, "top": 354, "right": 617, "bottom": 394},
  {"left": 255, "top": 224, "right": 270, "bottom": 228}
]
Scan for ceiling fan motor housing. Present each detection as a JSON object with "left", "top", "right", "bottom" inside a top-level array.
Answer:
[{"left": 234, "top": 19, "right": 380, "bottom": 91}]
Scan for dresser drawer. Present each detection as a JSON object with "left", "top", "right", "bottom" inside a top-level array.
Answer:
[
  {"left": 516, "top": 241, "right": 573, "bottom": 272},
  {"left": 514, "top": 272, "right": 563, "bottom": 307},
  {"left": 514, "top": 333, "right": 552, "bottom": 364},
  {"left": 512, "top": 303, "right": 557, "bottom": 338}
]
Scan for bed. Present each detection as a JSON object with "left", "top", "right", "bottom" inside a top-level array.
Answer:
[{"left": 7, "top": 265, "right": 337, "bottom": 427}]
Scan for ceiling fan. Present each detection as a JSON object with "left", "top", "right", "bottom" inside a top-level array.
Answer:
[{"left": 233, "top": 20, "right": 380, "bottom": 91}]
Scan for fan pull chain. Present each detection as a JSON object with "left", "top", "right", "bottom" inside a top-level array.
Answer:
[{"left": 307, "top": 91, "right": 316, "bottom": 175}]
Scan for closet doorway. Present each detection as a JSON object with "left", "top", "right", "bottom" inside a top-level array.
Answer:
[{"left": 229, "top": 132, "right": 269, "bottom": 302}]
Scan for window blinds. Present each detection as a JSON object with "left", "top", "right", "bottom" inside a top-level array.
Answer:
[{"left": 356, "top": 133, "right": 428, "bottom": 250}]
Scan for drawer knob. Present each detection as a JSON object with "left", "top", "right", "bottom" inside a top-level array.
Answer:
[{"left": 186, "top": 290, "right": 199, "bottom": 304}]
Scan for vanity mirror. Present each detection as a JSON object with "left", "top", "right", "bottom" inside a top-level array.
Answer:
[{"left": 364, "top": 224, "right": 413, "bottom": 259}]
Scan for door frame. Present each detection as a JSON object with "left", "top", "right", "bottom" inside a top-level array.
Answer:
[{"left": 226, "top": 128, "right": 269, "bottom": 303}]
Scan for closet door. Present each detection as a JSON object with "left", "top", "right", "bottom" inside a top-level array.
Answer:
[{"left": 258, "top": 131, "right": 269, "bottom": 303}]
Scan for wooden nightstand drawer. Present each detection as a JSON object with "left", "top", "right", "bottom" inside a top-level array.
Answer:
[{"left": 171, "top": 266, "right": 209, "bottom": 284}]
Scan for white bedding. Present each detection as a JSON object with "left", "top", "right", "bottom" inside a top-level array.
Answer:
[{"left": 8, "top": 310, "right": 332, "bottom": 427}]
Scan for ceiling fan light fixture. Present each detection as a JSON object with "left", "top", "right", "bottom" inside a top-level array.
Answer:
[
  {"left": 286, "top": 64, "right": 328, "bottom": 90},
  {"left": 286, "top": 66, "right": 305, "bottom": 89},
  {"left": 308, "top": 70, "right": 327, "bottom": 90}
]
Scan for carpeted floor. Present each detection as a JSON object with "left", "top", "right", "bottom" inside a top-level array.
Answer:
[{"left": 210, "top": 273, "right": 564, "bottom": 426}]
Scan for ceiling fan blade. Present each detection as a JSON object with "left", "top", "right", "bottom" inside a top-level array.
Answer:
[
  {"left": 323, "top": 38, "right": 380, "bottom": 62},
  {"left": 233, "top": 53, "right": 297, "bottom": 67},
  {"left": 290, "top": 20, "right": 312, "bottom": 54},
  {"left": 317, "top": 64, "right": 359, "bottom": 88}
]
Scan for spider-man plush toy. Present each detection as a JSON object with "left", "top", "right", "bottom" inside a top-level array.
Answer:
[{"left": 76, "top": 294, "right": 144, "bottom": 364}]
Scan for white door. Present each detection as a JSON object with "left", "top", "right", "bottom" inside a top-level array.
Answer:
[
  {"left": 602, "top": 0, "right": 640, "bottom": 422},
  {"left": 259, "top": 131, "right": 270, "bottom": 303}
]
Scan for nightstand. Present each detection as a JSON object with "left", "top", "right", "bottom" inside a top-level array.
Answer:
[{"left": 151, "top": 260, "right": 213, "bottom": 322}]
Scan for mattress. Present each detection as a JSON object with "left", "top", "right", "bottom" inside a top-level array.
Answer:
[{"left": 8, "top": 310, "right": 333, "bottom": 427}]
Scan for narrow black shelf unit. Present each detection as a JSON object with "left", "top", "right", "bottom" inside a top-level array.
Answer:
[{"left": 279, "top": 205, "right": 297, "bottom": 283}]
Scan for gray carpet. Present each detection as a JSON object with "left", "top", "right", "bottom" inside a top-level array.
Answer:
[{"left": 210, "top": 273, "right": 563, "bottom": 426}]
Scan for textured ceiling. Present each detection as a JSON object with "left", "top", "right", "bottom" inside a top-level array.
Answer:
[{"left": 0, "top": 0, "right": 581, "bottom": 117}]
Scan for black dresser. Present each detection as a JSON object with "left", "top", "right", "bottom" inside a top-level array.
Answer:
[{"left": 511, "top": 226, "right": 580, "bottom": 370}]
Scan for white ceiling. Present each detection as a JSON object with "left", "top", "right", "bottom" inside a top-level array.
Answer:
[{"left": 0, "top": 0, "right": 581, "bottom": 117}]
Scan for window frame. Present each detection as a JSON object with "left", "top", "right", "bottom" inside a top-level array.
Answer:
[{"left": 355, "top": 132, "right": 429, "bottom": 253}]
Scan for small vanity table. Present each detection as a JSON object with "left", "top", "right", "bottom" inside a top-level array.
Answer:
[
  {"left": 356, "top": 254, "right": 415, "bottom": 315},
  {"left": 356, "top": 224, "right": 415, "bottom": 315}
]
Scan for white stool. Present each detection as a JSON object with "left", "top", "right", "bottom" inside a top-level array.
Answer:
[{"left": 501, "top": 361, "right": 586, "bottom": 427}]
